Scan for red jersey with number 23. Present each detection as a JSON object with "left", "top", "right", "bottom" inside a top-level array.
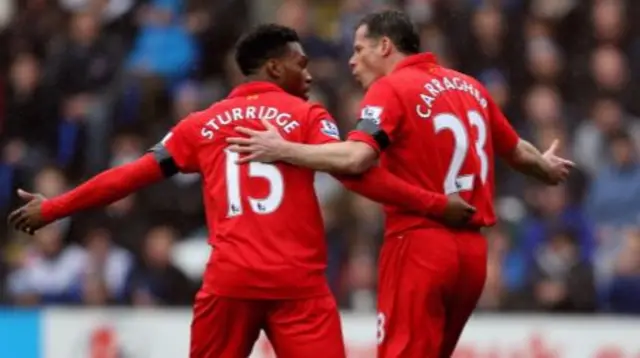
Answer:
[
  {"left": 348, "top": 53, "right": 519, "bottom": 237},
  {"left": 156, "top": 82, "right": 342, "bottom": 299}
]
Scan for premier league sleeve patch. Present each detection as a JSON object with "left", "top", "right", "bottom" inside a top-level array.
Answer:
[
  {"left": 320, "top": 119, "right": 341, "bottom": 139},
  {"left": 361, "top": 106, "right": 383, "bottom": 125}
]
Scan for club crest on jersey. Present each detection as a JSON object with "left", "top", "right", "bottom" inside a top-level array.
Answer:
[
  {"left": 320, "top": 119, "right": 340, "bottom": 139},
  {"left": 361, "top": 106, "right": 383, "bottom": 125}
]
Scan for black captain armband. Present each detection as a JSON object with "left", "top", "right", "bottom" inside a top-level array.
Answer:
[
  {"left": 355, "top": 117, "right": 390, "bottom": 150},
  {"left": 149, "top": 143, "right": 180, "bottom": 177}
]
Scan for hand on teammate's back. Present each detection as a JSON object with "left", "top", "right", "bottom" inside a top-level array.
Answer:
[
  {"left": 442, "top": 194, "right": 476, "bottom": 227},
  {"left": 542, "top": 140, "right": 575, "bottom": 185},
  {"left": 7, "top": 189, "right": 49, "bottom": 235},
  {"left": 227, "top": 118, "right": 286, "bottom": 164}
]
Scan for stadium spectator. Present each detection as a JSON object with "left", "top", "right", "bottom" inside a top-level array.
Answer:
[
  {"left": 1, "top": 0, "right": 639, "bottom": 314},
  {"left": 520, "top": 184, "right": 594, "bottom": 268},
  {"left": 58, "top": 0, "right": 135, "bottom": 25},
  {"left": 46, "top": 11, "right": 123, "bottom": 174},
  {"left": 6, "top": 221, "right": 83, "bottom": 305},
  {"left": 608, "top": 228, "right": 640, "bottom": 313},
  {"left": 586, "top": 130, "right": 640, "bottom": 227},
  {"left": 573, "top": 97, "right": 640, "bottom": 176},
  {"left": 124, "top": 225, "right": 194, "bottom": 306},
  {"left": 3, "top": 53, "right": 57, "bottom": 162},
  {"left": 528, "top": 229, "right": 597, "bottom": 313},
  {"left": 480, "top": 226, "right": 528, "bottom": 311},
  {"left": 81, "top": 227, "right": 133, "bottom": 304},
  {"left": 126, "top": 0, "right": 197, "bottom": 82}
]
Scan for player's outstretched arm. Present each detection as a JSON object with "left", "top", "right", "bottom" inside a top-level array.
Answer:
[
  {"left": 227, "top": 119, "right": 377, "bottom": 175},
  {"left": 277, "top": 140, "right": 377, "bottom": 174},
  {"left": 483, "top": 83, "right": 574, "bottom": 186},
  {"left": 7, "top": 154, "right": 166, "bottom": 234},
  {"left": 334, "top": 167, "right": 476, "bottom": 223},
  {"left": 507, "top": 139, "right": 574, "bottom": 185},
  {"left": 227, "top": 119, "right": 476, "bottom": 223}
]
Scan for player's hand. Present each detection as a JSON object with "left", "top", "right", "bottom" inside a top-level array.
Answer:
[
  {"left": 227, "top": 118, "right": 287, "bottom": 164},
  {"left": 7, "top": 189, "right": 49, "bottom": 235},
  {"left": 542, "top": 139, "right": 575, "bottom": 185},
  {"left": 442, "top": 194, "right": 476, "bottom": 227}
]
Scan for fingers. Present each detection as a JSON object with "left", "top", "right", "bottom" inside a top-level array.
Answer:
[
  {"left": 7, "top": 207, "right": 23, "bottom": 226},
  {"left": 226, "top": 145, "right": 259, "bottom": 164},
  {"left": 235, "top": 153, "right": 259, "bottom": 164},
  {"left": 13, "top": 216, "right": 30, "bottom": 233},
  {"left": 260, "top": 117, "right": 276, "bottom": 131},
  {"left": 549, "top": 154, "right": 575, "bottom": 168},
  {"left": 227, "top": 144, "right": 255, "bottom": 154},
  {"left": 17, "top": 189, "right": 37, "bottom": 201},
  {"left": 553, "top": 157, "right": 575, "bottom": 183},
  {"left": 8, "top": 209, "right": 33, "bottom": 234},
  {"left": 226, "top": 137, "right": 253, "bottom": 146},
  {"left": 550, "top": 166, "right": 571, "bottom": 185},
  {"left": 464, "top": 206, "right": 476, "bottom": 224},
  {"left": 547, "top": 139, "right": 559, "bottom": 155}
]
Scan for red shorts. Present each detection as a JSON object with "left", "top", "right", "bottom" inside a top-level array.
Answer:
[
  {"left": 376, "top": 228, "right": 487, "bottom": 358},
  {"left": 190, "top": 291, "right": 346, "bottom": 358}
]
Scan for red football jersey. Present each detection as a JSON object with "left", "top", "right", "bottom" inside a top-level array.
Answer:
[
  {"left": 348, "top": 53, "right": 519, "bottom": 237},
  {"left": 157, "top": 82, "right": 342, "bottom": 299}
]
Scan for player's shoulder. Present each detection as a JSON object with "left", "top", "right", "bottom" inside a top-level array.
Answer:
[
  {"left": 372, "top": 70, "right": 427, "bottom": 101},
  {"left": 361, "top": 76, "right": 401, "bottom": 106},
  {"left": 259, "top": 90, "right": 316, "bottom": 116},
  {"left": 368, "top": 75, "right": 396, "bottom": 92},
  {"left": 285, "top": 96, "right": 331, "bottom": 123},
  {"left": 283, "top": 92, "right": 316, "bottom": 110}
]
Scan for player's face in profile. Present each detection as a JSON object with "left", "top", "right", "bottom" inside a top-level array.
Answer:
[
  {"left": 279, "top": 42, "right": 312, "bottom": 100},
  {"left": 350, "top": 25, "right": 386, "bottom": 89}
]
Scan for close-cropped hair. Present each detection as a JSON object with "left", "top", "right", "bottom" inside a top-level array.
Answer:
[
  {"left": 358, "top": 10, "right": 421, "bottom": 55},
  {"left": 234, "top": 24, "right": 301, "bottom": 76}
]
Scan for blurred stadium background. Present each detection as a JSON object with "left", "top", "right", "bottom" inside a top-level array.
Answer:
[{"left": 0, "top": 0, "right": 639, "bottom": 357}]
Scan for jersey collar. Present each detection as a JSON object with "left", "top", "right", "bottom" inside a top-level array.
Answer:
[
  {"left": 392, "top": 53, "right": 438, "bottom": 72},
  {"left": 228, "top": 81, "right": 286, "bottom": 98}
]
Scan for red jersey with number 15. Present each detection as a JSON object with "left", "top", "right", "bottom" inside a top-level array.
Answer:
[
  {"left": 348, "top": 53, "right": 519, "bottom": 237},
  {"left": 154, "top": 82, "right": 343, "bottom": 300}
]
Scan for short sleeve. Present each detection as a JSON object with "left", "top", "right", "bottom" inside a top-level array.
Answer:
[
  {"left": 347, "top": 79, "right": 403, "bottom": 152},
  {"left": 304, "top": 104, "right": 342, "bottom": 145},
  {"left": 149, "top": 115, "right": 200, "bottom": 175},
  {"left": 484, "top": 90, "right": 519, "bottom": 158}
]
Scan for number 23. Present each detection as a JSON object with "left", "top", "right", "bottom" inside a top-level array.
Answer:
[{"left": 434, "top": 111, "right": 488, "bottom": 195}]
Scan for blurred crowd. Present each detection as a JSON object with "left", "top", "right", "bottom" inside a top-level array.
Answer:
[{"left": 0, "top": 0, "right": 639, "bottom": 315}]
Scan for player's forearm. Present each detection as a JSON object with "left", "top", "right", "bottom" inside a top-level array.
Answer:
[
  {"left": 507, "top": 139, "right": 554, "bottom": 184},
  {"left": 333, "top": 166, "right": 449, "bottom": 217},
  {"left": 41, "top": 154, "right": 165, "bottom": 222},
  {"left": 279, "top": 141, "right": 376, "bottom": 175}
]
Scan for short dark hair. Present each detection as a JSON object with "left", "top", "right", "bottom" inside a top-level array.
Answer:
[
  {"left": 235, "top": 24, "right": 300, "bottom": 76},
  {"left": 607, "top": 128, "right": 632, "bottom": 145},
  {"left": 357, "top": 10, "right": 420, "bottom": 55}
]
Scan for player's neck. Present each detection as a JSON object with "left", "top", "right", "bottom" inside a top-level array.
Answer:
[
  {"left": 385, "top": 52, "right": 408, "bottom": 75},
  {"left": 245, "top": 75, "right": 280, "bottom": 88}
]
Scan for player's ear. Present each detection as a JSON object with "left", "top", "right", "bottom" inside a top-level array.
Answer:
[
  {"left": 265, "top": 59, "right": 283, "bottom": 80},
  {"left": 380, "top": 37, "right": 393, "bottom": 57}
]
